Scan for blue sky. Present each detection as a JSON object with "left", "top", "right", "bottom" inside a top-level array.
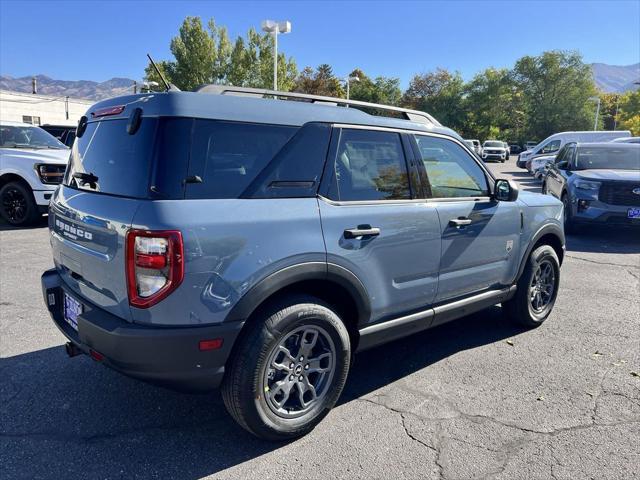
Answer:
[{"left": 0, "top": 0, "right": 638, "bottom": 86}]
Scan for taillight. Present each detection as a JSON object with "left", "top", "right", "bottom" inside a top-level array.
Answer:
[{"left": 126, "top": 229, "right": 184, "bottom": 308}]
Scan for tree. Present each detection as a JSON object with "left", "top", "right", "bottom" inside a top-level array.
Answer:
[
  {"left": 401, "top": 68, "right": 467, "bottom": 130},
  {"left": 143, "top": 16, "right": 297, "bottom": 91},
  {"left": 348, "top": 68, "right": 402, "bottom": 105},
  {"left": 168, "top": 16, "right": 216, "bottom": 90},
  {"left": 512, "top": 50, "right": 596, "bottom": 139},
  {"left": 617, "top": 90, "right": 640, "bottom": 135},
  {"left": 143, "top": 60, "right": 173, "bottom": 92},
  {"left": 463, "top": 68, "right": 521, "bottom": 140},
  {"left": 293, "top": 64, "right": 344, "bottom": 97}
]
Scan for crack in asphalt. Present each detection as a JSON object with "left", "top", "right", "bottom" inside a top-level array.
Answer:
[
  {"left": 565, "top": 254, "right": 639, "bottom": 268},
  {"left": 359, "top": 393, "right": 640, "bottom": 480}
]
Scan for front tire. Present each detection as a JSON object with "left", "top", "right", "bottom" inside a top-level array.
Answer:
[
  {"left": 222, "top": 295, "right": 351, "bottom": 440},
  {"left": 503, "top": 245, "right": 560, "bottom": 327},
  {"left": 0, "top": 181, "right": 40, "bottom": 226}
]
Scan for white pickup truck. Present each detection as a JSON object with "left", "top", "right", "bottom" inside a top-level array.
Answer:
[{"left": 0, "top": 121, "right": 70, "bottom": 226}]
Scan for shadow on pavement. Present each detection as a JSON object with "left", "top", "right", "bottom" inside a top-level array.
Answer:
[
  {"left": 0, "top": 215, "right": 48, "bottom": 231},
  {"left": 1, "top": 306, "right": 523, "bottom": 479},
  {"left": 565, "top": 225, "right": 640, "bottom": 254}
]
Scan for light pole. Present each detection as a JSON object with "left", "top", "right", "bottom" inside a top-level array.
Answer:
[
  {"left": 588, "top": 96, "right": 600, "bottom": 131},
  {"left": 342, "top": 75, "right": 360, "bottom": 100},
  {"left": 261, "top": 20, "right": 291, "bottom": 90}
]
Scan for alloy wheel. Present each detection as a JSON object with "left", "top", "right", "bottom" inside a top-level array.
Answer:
[
  {"left": 1, "top": 188, "right": 28, "bottom": 222},
  {"left": 263, "top": 325, "right": 336, "bottom": 418},
  {"left": 529, "top": 259, "right": 556, "bottom": 312}
]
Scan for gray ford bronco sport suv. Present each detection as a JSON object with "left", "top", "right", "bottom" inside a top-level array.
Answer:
[{"left": 41, "top": 86, "right": 565, "bottom": 440}]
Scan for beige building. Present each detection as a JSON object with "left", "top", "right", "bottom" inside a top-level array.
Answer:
[{"left": 0, "top": 89, "right": 93, "bottom": 126}]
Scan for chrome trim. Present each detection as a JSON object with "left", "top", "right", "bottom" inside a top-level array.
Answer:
[{"left": 359, "top": 308, "right": 434, "bottom": 336}]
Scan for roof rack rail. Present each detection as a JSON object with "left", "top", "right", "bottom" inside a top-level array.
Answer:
[{"left": 195, "top": 84, "right": 441, "bottom": 127}]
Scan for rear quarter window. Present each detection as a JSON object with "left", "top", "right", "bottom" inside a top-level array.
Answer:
[{"left": 185, "top": 120, "right": 298, "bottom": 199}]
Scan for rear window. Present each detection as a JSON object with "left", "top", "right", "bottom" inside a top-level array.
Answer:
[{"left": 66, "top": 119, "right": 158, "bottom": 198}]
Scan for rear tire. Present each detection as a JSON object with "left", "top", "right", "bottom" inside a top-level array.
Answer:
[
  {"left": 503, "top": 245, "right": 560, "bottom": 328},
  {"left": 0, "top": 181, "right": 40, "bottom": 227},
  {"left": 222, "top": 295, "right": 351, "bottom": 441}
]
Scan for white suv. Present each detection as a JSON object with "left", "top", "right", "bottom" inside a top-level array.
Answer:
[
  {"left": 482, "top": 140, "right": 508, "bottom": 162},
  {"left": 0, "top": 121, "right": 70, "bottom": 226}
]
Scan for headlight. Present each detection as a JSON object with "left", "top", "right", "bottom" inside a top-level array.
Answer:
[
  {"left": 36, "top": 164, "right": 66, "bottom": 184},
  {"left": 574, "top": 179, "right": 601, "bottom": 191}
]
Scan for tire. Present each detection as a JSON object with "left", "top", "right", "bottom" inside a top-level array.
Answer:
[
  {"left": 561, "top": 192, "right": 576, "bottom": 233},
  {"left": 503, "top": 244, "right": 560, "bottom": 328},
  {"left": 222, "top": 295, "right": 351, "bottom": 440},
  {"left": 0, "top": 181, "right": 40, "bottom": 226}
]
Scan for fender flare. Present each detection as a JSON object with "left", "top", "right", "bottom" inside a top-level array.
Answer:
[
  {"left": 516, "top": 223, "right": 565, "bottom": 280},
  {"left": 223, "top": 262, "right": 371, "bottom": 325}
]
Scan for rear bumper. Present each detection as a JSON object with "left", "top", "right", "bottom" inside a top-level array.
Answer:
[{"left": 41, "top": 268, "right": 244, "bottom": 392}]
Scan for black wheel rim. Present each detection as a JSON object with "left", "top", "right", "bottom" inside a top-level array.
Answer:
[
  {"left": 1, "top": 188, "right": 28, "bottom": 222},
  {"left": 263, "top": 325, "right": 336, "bottom": 419},
  {"left": 529, "top": 259, "right": 556, "bottom": 313}
]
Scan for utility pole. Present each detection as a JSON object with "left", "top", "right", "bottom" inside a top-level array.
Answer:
[
  {"left": 32, "top": 76, "right": 37, "bottom": 94},
  {"left": 133, "top": 81, "right": 138, "bottom": 94}
]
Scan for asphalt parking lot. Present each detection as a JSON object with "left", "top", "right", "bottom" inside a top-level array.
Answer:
[{"left": 1, "top": 157, "right": 639, "bottom": 479}]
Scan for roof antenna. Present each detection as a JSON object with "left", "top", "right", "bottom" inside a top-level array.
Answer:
[{"left": 147, "top": 53, "right": 172, "bottom": 92}]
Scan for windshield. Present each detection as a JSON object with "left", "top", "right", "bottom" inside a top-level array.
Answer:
[
  {"left": 464, "top": 140, "right": 474, "bottom": 148},
  {"left": 575, "top": 146, "right": 640, "bottom": 171},
  {"left": 0, "top": 125, "right": 67, "bottom": 149},
  {"left": 484, "top": 141, "right": 503, "bottom": 148}
]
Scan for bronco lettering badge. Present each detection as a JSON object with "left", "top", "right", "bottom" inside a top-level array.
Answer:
[{"left": 55, "top": 219, "right": 93, "bottom": 240}]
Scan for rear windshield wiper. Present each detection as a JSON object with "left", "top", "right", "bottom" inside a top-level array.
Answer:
[{"left": 73, "top": 172, "right": 99, "bottom": 187}]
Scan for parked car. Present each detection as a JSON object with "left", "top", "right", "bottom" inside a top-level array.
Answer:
[
  {"left": 0, "top": 121, "right": 70, "bottom": 226},
  {"left": 542, "top": 142, "right": 640, "bottom": 230},
  {"left": 40, "top": 124, "right": 77, "bottom": 147},
  {"left": 482, "top": 140, "right": 509, "bottom": 162},
  {"left": 502, "top": 142, "right": 511, "bottom": 158},
  {"left": 41, "top": 88, "right": 565, "bottom": 441},
  {"left": 529, "top": 155, "right": 556, "bottom": 178},
  {"left": 465, "top": 138, "right": 483, "bottom": 156},
  {"left": 517, "top": 131, "right": 631, "bottom": 169},
  {"left": 610, "top": 136, "right": 640, "bottom": 144},
  {"left": 509, "top": 144, "right": 522, "bottom": 154}
]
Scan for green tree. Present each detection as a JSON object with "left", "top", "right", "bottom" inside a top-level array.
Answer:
[
  {"left": 348, "top": 68, "right": 402, "bottom": 105},
  {"left": 143, "top": 60, "right": 173, "bottom": 91},
  {"left": 463, "top": 68, "right": 521, "bottom": 140},
  {"left": 143, "top": 16, "right": 297, "bottom": 91},
  {"left": 617, "top": 90, "right": 640, "bottom": 135},
  {"left": 293, "top": 64, "right": 344, "bottom": 97},
  {"left": 401, "top": 68, "right": 467, "bottom": 130},
  {"left": 512, "top": 50, "right": 596, "bottom": 139},
  {"left": 168, "top": 16, "right": 216, "bottom": 90}
]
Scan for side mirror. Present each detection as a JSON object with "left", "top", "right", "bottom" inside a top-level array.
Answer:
[
  {"left": 494, "top": 179, "right": 519, "bottom": 202},
  {"left": 556, "top": 161, "right": 569, "bottom": 170}
]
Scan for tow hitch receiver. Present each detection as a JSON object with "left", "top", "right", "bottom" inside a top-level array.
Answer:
[{"left": 65, "top": 342, "right": 82, "bottom": 358}]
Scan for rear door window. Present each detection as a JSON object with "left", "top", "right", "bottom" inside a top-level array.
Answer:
[
  {"left": 540, "top": 140, "right": 561, "bottom": 154},
  {"left": 325, "top": 129, "right": 411, "bottom": 201},
  {"left": 185, "top": 120, "right": 297, "bottom": 199}
]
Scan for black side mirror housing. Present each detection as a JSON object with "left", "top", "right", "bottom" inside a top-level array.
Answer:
[
  {"left": 556, "top": 161, "right": 569, "bottom": 171},
  {"left": 494, "top": 179, "right": 519, "bottom": 202}
]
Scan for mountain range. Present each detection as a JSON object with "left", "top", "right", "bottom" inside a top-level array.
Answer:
[{"left": 1, "top": 63, "right": 639, "bottom": 100}]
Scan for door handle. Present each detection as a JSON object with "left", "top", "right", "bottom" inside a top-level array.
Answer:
[
  {"left": 449, "top": 217, "right": 472, "bottom": 227},
  {"left": 343, "top": 226, "right": 381, "bottom": 239}
]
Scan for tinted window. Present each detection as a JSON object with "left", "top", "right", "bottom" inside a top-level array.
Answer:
[
  {"left": 327, "top": 129, "right": 411, "bottom": 201},
  {"left": 243, "top": 123, "right": 331, "bottom": 198},
  {"left": 414, "top": 135, "right": 489, "bottom": 198},
  {"left": 186, "top": 120, "right": 297, "bottom": 199},
  {"left": 540, "top": 140, "right": 561, "bottom": 154},
  {"left": 66, "top": 118, "right": 158, "bottom": 198}
]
